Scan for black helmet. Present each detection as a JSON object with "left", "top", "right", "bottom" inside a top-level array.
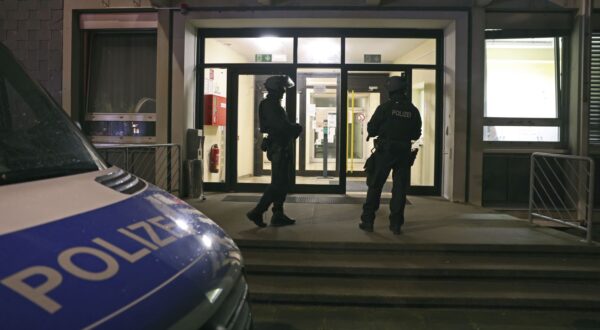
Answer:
[
  {"left": 387, "top": 74, "right": 408, "bottom": 94},
  {"left": 264, "top": 75, "right": 295, "bottom": 93}
]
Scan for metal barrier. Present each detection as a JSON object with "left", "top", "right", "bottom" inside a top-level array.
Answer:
[
  {"left": 95, "top": 144, "right": 182, "bottom": 196},
  {"left": 529, "top": 152, "right": 595, "bottom": 243}
]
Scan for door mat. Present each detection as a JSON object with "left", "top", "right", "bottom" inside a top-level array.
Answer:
[
  {"left": 342, "top": 180, "right": 393, "bottom": 193},
  {"left": 223, "top": 195, "right": 409, "bottom": 205}
]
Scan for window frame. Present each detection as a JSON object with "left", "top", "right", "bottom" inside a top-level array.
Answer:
[
  {"left": 483, "top": 31, "right": 569, "bottom": 149},
  {"left": 82, "top": 29, "right": 158, "bottom": 144}
]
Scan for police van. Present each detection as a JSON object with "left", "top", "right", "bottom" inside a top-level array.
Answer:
[{"left": 0, "top": 42, "right": 252, "bottom": 329}]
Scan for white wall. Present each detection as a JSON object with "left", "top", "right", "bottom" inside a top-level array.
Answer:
[
  {"left": 411, "top": 70, "right": 436, "bottom": 186},
  {"left": 395, "top": 39, "right": 436, "bottom": 65},
  {"left": 205, "top": 38, "right": 247, "bottom": 62},
  {"left": 237, "top": 75, "right": 256, "bottom": 178}
]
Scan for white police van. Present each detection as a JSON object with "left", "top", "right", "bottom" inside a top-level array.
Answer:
[{"left": 0, "top": 42, "right": 252, "bottom": 329}]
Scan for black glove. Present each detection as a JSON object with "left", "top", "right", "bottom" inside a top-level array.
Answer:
[
  {"left": 292, "top": 123, "right": 302, "bottom": 139},
  {"left": 409, "top": 148, "right": 419, "bottom": 166},
  {"left": 260, "top": 136, "right": 272, "bottom": 151}
]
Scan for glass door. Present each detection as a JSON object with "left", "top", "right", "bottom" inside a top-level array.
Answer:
[
  {"left": 295, "top": 68, "right": 342, "bottom": 189},
  {"left": 236, "top": 73, "right": 273, "bottom": 184},
  {"left": 345, "top": 71, "right": 390, "bottom": 193},
  {"left": 231, "top": 68, "right": 296, "bottom": 190},
  {"left": 410, "top": 69, "right": 437, "bottom": 188},
  {"left": 346, "top": 88, "right": 381, "bottom": 174},
  {"left": 345, "top": 70, "right": 439, "bottom": 194}
]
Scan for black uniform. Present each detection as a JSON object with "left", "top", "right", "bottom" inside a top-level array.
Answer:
[
  {"left": 361, "top": 92, "right": 422, "bottom": 232},
  {"left": 247, "top": 91, "right": 301, "bottom": 226}
]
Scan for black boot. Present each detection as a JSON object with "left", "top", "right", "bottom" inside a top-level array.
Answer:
[
  {"left": 389, "top": 222, "right": 402, "bottom": 235},
  {"left": 271, "top": 212, "right": 296, "bottom": 227},
  {"left": 359, "top": 214, "right": 374, "bottom": 232},
  {"left": 246, "top": 209, "right": 266, "bottom": 228},
  {"left": 359, "top": 221, "right": 374, "bottom": 232}
]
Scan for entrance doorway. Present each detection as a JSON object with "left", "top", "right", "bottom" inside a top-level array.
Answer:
[
  {"left": 198, "top": 30, "right": 442, "bottom": 195},
  {"left": 345, "top": 70, "right": 438, "bottom": 194},
  {"left": 296, "top": 69, "right": 341, "bottom": 184},
  {"left": 231, "top": 67, "right": 297, "bottom": 191}
]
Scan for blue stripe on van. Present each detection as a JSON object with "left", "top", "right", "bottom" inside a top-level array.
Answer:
[{"left": 0, "top": 186, "right": 241, "bottom": 329}]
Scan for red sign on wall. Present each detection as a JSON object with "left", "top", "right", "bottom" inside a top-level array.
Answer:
[{"left": 204, "top": 94, "right": 226, "bottom": 126}]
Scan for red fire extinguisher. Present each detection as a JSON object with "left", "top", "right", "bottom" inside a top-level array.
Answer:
[{"left": 209, "top": 144, "right": 220, "bottom": 173}]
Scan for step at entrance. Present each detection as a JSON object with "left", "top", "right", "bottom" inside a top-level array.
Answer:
[
  {"left": 239, "top": 241, "right": 600, "bottom": 310},
  {"left": 223, "top": 195, "right": 399, "bottom": 204},
  {"left": 247, "top": 275, "right": 600, "bottom": 309},
  {"left": 243, "top": 248, "right": 600, "bottom": 280}
]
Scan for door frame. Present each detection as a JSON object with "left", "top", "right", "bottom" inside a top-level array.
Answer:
[
  {"left": 228, "top": 66, "right": 301, "bottom": 192},
  {"left": 228, "top": 66, "right": 347, "bottom": 194},
  {"left": 296, "top": 70, "right": 342, "bottom": 178},
  {"left": 197, "top": 28, "right": 443, "bottom": 195}
]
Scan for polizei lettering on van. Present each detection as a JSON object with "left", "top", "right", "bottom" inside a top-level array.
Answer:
[
  {"left": 0, "top": 189, "right": 240, "bottom": 329},
  {"left": 1, "top": 215, "right": 188, "bottom": 314}
]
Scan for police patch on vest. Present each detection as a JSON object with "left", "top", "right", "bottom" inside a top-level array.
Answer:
[{"left": 392, "top": 110, "right": 412, "bottom": 118}]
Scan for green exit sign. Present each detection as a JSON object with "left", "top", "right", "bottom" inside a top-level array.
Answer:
[
  {"left": 255, "top": 54, "right": 272, "bottom": 63},
  {"left": 364, "top": 54, "right": 381, "bottom": 63}
]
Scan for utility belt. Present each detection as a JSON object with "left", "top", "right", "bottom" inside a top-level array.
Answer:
[
  {"left": 261, "top": 135, "right": 292, "bottom": 161},
  {"left": 373, "top": 138, "right": 411, "bottom": 152},
  {"left": 371, "top": 137, "right": 419, "bottom": 167},
  {"left": 261, "top": 135, "right": 291, "bottom": 151}
]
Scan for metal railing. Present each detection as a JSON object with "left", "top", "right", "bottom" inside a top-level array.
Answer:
[
  {"left": 529, "top": 152, "right": 595, "bottom": 243},
  {"left": 95, "top": 144, "right": 182, "bottom": 196}
]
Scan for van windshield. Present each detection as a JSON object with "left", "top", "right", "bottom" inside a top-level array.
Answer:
[{"left": 0, "top": 44, "right": 105, "bottom": 185}]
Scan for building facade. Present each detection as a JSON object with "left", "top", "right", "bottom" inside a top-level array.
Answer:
[{"left": 1, "top": 0, "right": 598, "bottom": 207}]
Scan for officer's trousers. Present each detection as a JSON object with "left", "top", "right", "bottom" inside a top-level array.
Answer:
[
  {"left": 254, "top": 145, "right": 292, "bottom": 214},
  {"left": 361, "top": 149, "right": 410, "bottom": 226}
]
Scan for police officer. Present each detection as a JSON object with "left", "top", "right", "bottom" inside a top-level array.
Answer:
[
  {"left": 360, "top": 74, "right": 422, "bottom": 234},
  {"left": 247, "top": 75, "right": 302, "bottom": 227}
]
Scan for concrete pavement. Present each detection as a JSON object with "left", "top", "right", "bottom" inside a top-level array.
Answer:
[
  {"left": 187, "top": 193, "right": 597, "bottom": 248},
  {"left": 187, "top": 193, "right": 600, "bottom": 329}
]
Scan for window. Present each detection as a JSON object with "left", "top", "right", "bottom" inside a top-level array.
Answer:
[
  {"left": 84, "top": 31, "right": 157, "bottom": 143},
  {"left": 298, "top": 38, "right": 341, "bottom": 64},
  {"left": 484, "top": 37, "right": 563, "bottom": 143},
  {"left": 86, "top": 32, "right": 157, "bottom": 114},
  {"left": 345, "top": 38, "right": 436, "bottom": 65},
  {"left": 205, "top": 37, "right": 293, "bottom": 64}
]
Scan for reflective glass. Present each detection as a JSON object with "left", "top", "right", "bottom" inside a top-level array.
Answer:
[
  {"left": 203, "top": 68, "right": 228, "bottom": 183},
  {"left": 236, "top": 74, "right": 287, "bottom": 184},
  {"left": 346, "top": 71, "right": 399, "bottom": 192},
  {"left": 298, "top": 38, "right": 341, "bottom": 64},
  {"left": 485, "top": 38, "right": 558, "bottom": 118},
  {"left": 483, "top": 126, "right": 560, "bottom": 142},
  {"left": 345, "top": 38, "right": 436, "bottom": 65},
  {"left": 411, "top": 69, "right": 436, "bottom": 186},
  {"left": 87, "top": 33, "right": 156, "bottom": 114},
  {"left": 205, "top": 37, "right": 293, "bottom": 64},
  {"left": 296, "top": 68, "right": 340, "bottom": 186}
]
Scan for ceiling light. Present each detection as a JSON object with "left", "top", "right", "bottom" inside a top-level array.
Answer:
[{"left": 256, "top": 36, "right": 282, "bottom": 52}]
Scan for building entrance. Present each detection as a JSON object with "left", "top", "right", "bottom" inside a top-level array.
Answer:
[
  {"left": 344, "top": 70, "right": 438, "bottom": 193},
  {"left": 199, "top": 29, "right": 442, "bottom": 195}
]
